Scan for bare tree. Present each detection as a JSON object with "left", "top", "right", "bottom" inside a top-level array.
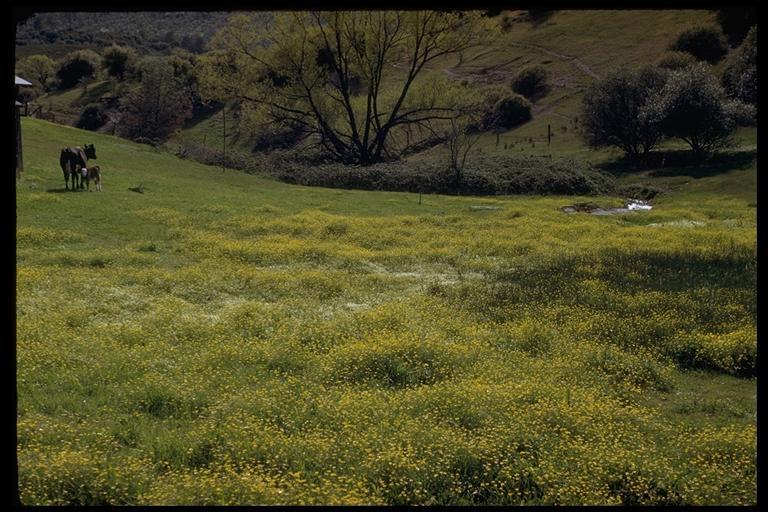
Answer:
[
  {"left": 445, "top": 109, "right": 483, "bottom": 188},
  {"left": 198, "top": 11, "right": 496, "bottom": 165}
]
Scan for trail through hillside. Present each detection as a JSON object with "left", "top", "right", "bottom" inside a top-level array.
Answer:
[{"left": 442, "top": 39, "right": 601, "bottom": 88}]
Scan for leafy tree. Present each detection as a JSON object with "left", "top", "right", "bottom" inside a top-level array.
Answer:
[
  {"left": 722, "top": 25, "right": 757, "bottom": 106},
  {"left": 56, "top": 49, "right": 101, "bottom": 89},
  {"left": 102, "top": 45, "right": 138, "bottom": 81},
  {"left": 511, "top": 65, "right": 549, "bottom": 99},
  {"left": 581, "top": 66, "right": 668, "bottom": 158},
  {"left": 15, "top": 54, "right": 56, "bottom": 93},
  {"left": 643, "top": 63, "right": 754, "bottom": 156},
  {"left": 118, "top": 58, "right": 193, "bottom": 142},
  {"left": 198, "top": 11, "right": 495, "bottom": 165},
  {"left": 167, "top": 51, "right": 204, "bottom": 109},
  {"left": 670, "top": 25, "right": 728, "bottom": 64}
]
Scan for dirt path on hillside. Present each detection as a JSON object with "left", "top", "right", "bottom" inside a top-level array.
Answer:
[
  {"left": 443, "top": 41, "right": 601, "bottom": 85},
  {"left": 506, "top": 42, "right": 600, "bottom": 80}
]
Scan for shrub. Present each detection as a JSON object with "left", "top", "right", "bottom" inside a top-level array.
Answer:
[
  {"left": 75, "top": 103, "right": 107, "bottom": 131},
  {"left": 274, "top": 154, "right": 615, "bottom": 196},
  {"left": 474, "top": 86, "right": 531, "bottom": 131},
  {"left": 642, "top": 63, "right": 754, "bottom": 155},
  {"left": 669, "top": 25, "right": 728, "bottom": 64},
  {"left": 489, "top": 94, "right": 532, "bottom": 130},
  {"left": 581, "top": 66, "right": 668, "bottom": 158},
  {"left": 511, "top": 65, "right": 549, "bottom": 99},
  {"left": 656, "top": 51, "right": 697, "bottom": 71},
  {"left": 55, "top": 49, "right": 101, "bottom": 89},
  {"left": 722, "top": 25, "right": 757, "bottom": 106}
]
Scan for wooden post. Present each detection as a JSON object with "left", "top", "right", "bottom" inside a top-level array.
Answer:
[{"left": 547, "top": 124, "right": 551, "bottom": 146}]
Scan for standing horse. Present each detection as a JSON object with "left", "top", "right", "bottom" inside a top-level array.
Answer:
[{"left": 60, "top": 144, "right": 97, "bottom": 190}]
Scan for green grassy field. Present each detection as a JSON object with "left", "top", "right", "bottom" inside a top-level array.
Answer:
[{"left": 16, "top": 118, "right": 756, "bottom": 505}]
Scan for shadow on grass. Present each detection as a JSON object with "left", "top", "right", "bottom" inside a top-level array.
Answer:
[
  {"left": 597, "top": 149, "right": 756, "bottom": 178},
  {"left": 45, "top": 187, "right": 82, "bottom": 194},
  {"left": 448, "top": 247, "right": 756, "bottom": 313}
]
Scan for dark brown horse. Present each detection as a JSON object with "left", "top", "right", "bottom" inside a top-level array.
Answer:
[{"left": 60, "top": 144, "right": 97, "bottom": 190}]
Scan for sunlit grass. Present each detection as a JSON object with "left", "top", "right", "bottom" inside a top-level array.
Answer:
[{"left": 16, "top": 118, "right": 756, "bottom": 505}]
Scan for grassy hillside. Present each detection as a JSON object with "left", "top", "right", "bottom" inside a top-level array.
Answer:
[
  {"left": 16, "top": 119, "right": 756, "bottom": 505},
  {"left": 173, "top": 9, "right": 735, "bottom": 163},
  {"left": 21, "top": 9, "right": 744, "bottom": 165}
]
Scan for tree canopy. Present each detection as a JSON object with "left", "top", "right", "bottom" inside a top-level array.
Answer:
[
  {"left": 198, "top": 11, "right": 496, "bottom": 165},
  {"left": 581, "top": 66, "right": 667, "bottom": 158}
]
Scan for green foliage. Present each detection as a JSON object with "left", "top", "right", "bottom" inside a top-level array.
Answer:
[
  {"left": 75, "top": 103, "right": 106, "bottom": 131},
  {"left": 722, "top": 26, "right": 757, "bottom": 106},
  {"left": 55, "top": 49, "right": 101, "bottom": 89},
  {"left": 581, "top": 66, "right": 668, "bottom": 157},
  {"left": 16, "top": 54, "right": 57, "bottom": 93},
  {"left": 643, "top": 63, "right": 754, "bottom": 155},
  {"left": 101, "top": 45, "right": 138, "bottom": 80},
  {"left": 669, "top": 25, "right": 728, "bottom": 64},
  {"left": 199, "top": 11, "right": 496, "bottom": 165},
  {"left": 511, "top": 65, "right": 549, "bottom": 99},
  {"left": 275, "top": 155, "right": 615, "bottom": 196},
  {"left": 490, "top": 94, "right": 533, "bottom": 129}
]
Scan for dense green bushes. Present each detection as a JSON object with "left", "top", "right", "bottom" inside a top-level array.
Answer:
[
  {"left": 511, "top": 65, "right": 549, "bottom": 99},
  {"left": 643, "top": 63, "right": 755, "bottom": 155},
  {"left": 478, "top": 86, "right": 532, "bottom": 130},
  {"left": 722, "top": 26, "right": 757, "bottom": 105},
  {"left": 275, "top": 155, "right": 616, "bottom": 196},
  {"left": 669, "top": 25, "right": 728, "bottom": 64},
  {"left": 55, "top": 49, "right": 101, "bottom": 89},
  {"left": 75, "top": 103, "right": 107, "bottom": 131},
  {"left": 583, "top": 62, "right": 754, "bottom": 158},
  {"left": 581, "top": 66, "right": 667, "bottom": 157}
]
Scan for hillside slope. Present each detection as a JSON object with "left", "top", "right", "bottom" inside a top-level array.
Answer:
[{"left": 19, "top": 10, "right": 734, "bottom": 162}]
